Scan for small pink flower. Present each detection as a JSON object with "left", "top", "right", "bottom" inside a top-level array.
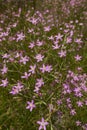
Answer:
[
  {"left": 58, "top": 50, "right": 66, "bottom": 57},
  {"left": 30, "top": 17, "right": 38, "bottom": 25},
  {"left": 66, "top": 37, "right": 72, "bottom": 43},
  {"left": 37, "top": 40, "right": 44, "bottom": 46},
  {"left": 15, "top": 52, "right": 22, "bottom": 58},
  {"left": 40, "top": 64, "right": 52, "bottom": 73},
  {"left": 20, "top": 56, "right": 29, "bottom": 64},
  {"left": 55, "top": 33, "right": 63, "bottom": 40},
  {"left": 57, "top": 100, "right": 62, "bottom": 106},
  {"left": 77, "top": 101, "right": 83, "bottom": 107},
  {"left": 37, "top": 117, "right": 49, "bottom": 130},
  {"left": 28, "top": 28, "right": 34, "bottom": 33},
  {"left": 35, "top": 78, "right": 44, "bottom": 88},
  {"left": 1, "top": 64, "right": 8, "bottom": 74},
  {"left": 21, "top": 72, "right": 31, "bottom": 79},
  {"left": 48, "top": 36, "right": 54, "bottom": 40},
  {"left": 46, "top": 65, "right": 52, "bottom": 72},
  {"left": 44, "top": 26, "right": 51, "bottom": 32},
  {"left": 29, "top": 65, "right": 36, "bottom": 74},
  {"left": 40, "top": 64, "right": 46, "bottom": 73},
  {"left": 2, "top": 53, "right": 10, "bottom": 59},
  {"left": 26, "top": 100, "right": 36, "bottom": 111},
  {"left": 28, "top": 42, "right": 35, "bottom": 49},
  {"left": 16, "top": 32, "right": 25, "bottom": 41},
  {"left": 0, "top": 78, "right": 8, "bottom": 87},
  {"left": 52, "top": 43, "right": 60, "bottom": 50},
  {"left": 76, "top": 121, "right": 81, "bottom": 126},
  {"left": 74, "top": 55, "right": 82, "bottom": 61},
  {"left": 70, "top": 109, "right": 76, "bottom": 116},
  {"left": 75, "top": 38, "right": 82, "bottom": 44},
  {"left": 34, "top": 86, "right": 40, "bottom": 93},
  {"left": 10, "top": 82, "right": 24, "bottom": 95},
  {"left": 35, "top": 54, "right": 44, "bottom": 62}
]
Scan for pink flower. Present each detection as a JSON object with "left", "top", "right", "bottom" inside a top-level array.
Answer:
[
  {"left": 29, "top": 65, "right": 36, "bottom": 74},
  {"left": 66, "top": 37, "right": 72, "bottom": 43},
  {"left": 28, "top": 42, "right": 35, "bottom": 49},
  {"left": 16, "top": 32, "right": 25, "bottom": 41},
  {"left": 2, "top": 53, "right": 10, "bottom": 59},
  {"left": 44, "top": 26, "right": 51, "bottom": 32},
  {"left": 52, "top": 43, "right": 60, "bottom": 50},
  {"left": 34, "top": 86, "right": 40, "bottom": 93},
  {"left": 74, "top": 55, "right": 82, "bottom": 61},
  {"left": 26, "top": 100, "right": 36, "bottom": 111},
  {"left": 35, "top": 54, "right": 44, "bottom": 62},
  {"left": 29, "top": 18, "right": 38, "bottom": 25},
  {"left": 40, "top": 64, "right": 46, "bottom": 73},
  {"left": 37, "top": 40, "right": 44, "bottom": 46},
  {"left": 0, "top": 78, "right": 8, "bottom": 87},
  {"left": 10, "top": 82, "right": 24, "bottom": 95},
  {"left": 20, "top": 56, "right": 29, "bottom": 64},
  {"left": 40, "top": 64, "right": 52, "bottom": 73},
  {"left": 58, "top": 50, "right": 66, "bottom": 57},
  {"left": 1, "top": 64, "right": 8, "bottom": 74},
  {"left": 28, "top": 28, "right": 34, "bottom": 33},
  {"left": 70, "top": 109, "right": 76, "bottom": 116},
  {"left": 74, "top": 87, "right": 81, "bottom": 93},
  {"left": 34, "top": 78, "right": 44, "bottom": 94},
  {"left": 48, "top": 36, "right": 54, "bottom": 40},
  {"left": 55, "top": 33, "right": 63, "bottom": 40},
  {"left": 15, "top": 52, "right": 22, "bottom": 58},
  {"left": 21, "top": 72, "right": 31, "bottom": 79},
  {"left": 75, "top": 38, "right": 82, "bottom": 44},
  {"left": 57, "top": 100, "right": 62, "bottom": 106},
  {"left": 35, "top": 78, "right": 44, "bottom": 88},
  {"left": 77, "top": 101, "right": 83, "bottom": 107},
  {"left": 76, "top": 121, "right": 81, "bottom": 126},
  {"left": 37, "top": 117, "right": 49, "bottom": 130},
  {"left": 45, "top": 65, "right": 52, "bottom": 72}
]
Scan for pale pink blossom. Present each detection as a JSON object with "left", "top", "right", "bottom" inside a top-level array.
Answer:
[
  {"left": 29, "top": 65, "right": 36, "bottom": 74},
  {"left": 35, "top": 54, "right": 44, "bottom": 62},
  {"left": 0, "top": 78, "right": 8, "bottom": 87},
  {"left": 26, "top": 100, "right": 36, "bottom": 111},
  {"left": 1, "top": 64, "right": 8, "bottom": 74},
  {"left": 37, "top": 118, "right": 49, "bottom": 130}
]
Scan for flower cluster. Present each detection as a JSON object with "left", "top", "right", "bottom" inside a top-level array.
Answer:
[{"left": 0, "top": 0, "right": 87, "bottom": 130}]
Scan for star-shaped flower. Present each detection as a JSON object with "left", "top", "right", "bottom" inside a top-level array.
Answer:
[
  {"left": 26, "top": 100, "right": 36, "bottom": 112},
  {"left": 37, "top": 117, "right": 49, "bottom": 130}
]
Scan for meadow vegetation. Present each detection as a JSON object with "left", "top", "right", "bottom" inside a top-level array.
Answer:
[{"left": 0, "top": 0, "right": 87, "bottom": 130}]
